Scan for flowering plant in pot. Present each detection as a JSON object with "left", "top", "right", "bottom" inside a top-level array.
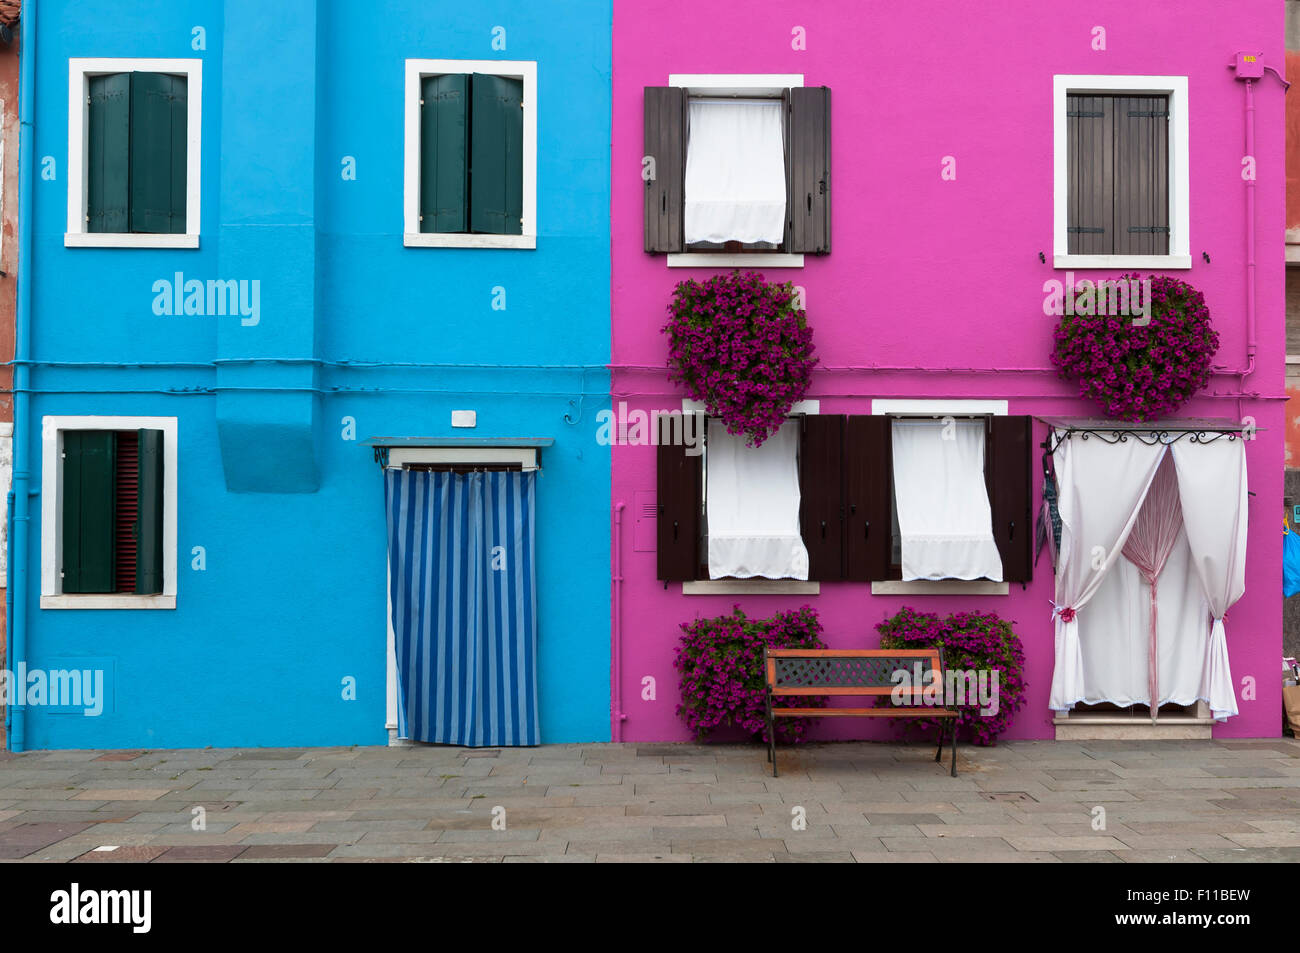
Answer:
[
  {"left": 662, "top": 270, "right": 817, "bottom": 447},
  {"left": 1050, "top": 274, "right": 1218, "bottom": 421},
  {"left": 876, "top": 606, "right": 1027, "bottom": 746},
  {"left": 674, "top": 604, "right": 826, "bottom": 744}
]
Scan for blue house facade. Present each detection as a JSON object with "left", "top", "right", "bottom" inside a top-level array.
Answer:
[{"left": 5, "top": 0, "right": 613, "bottom": 750}]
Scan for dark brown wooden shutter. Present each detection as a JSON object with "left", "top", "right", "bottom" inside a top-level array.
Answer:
[
  {"left": 784, "top": 86, "right": 831, "bottom": 255},
  {"left": 987, "top": 416, "right": 1034, "bottom": 583},
  {"left": 656, "top": 414, "right": 701, "bottom": 580},
  {"left": 1113, "top": 95, "right": 1169, "bottom": 255},
  {"left": 844, "top": 415, "right": 891, "bottom": 581},
  {"left": 114, "top": 430, "right": 140, "bottom": 593},
  {"left": 1066, "top": 94, "right": 1113, "bottom": 255},
  {"left": 644, "top": 86, "right": 686, "bottom": 253},
  {"left": 798, "top": 415, "right": 843, "bottom": 581}
]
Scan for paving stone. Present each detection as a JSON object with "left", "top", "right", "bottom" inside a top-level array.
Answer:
[
  {"left": 153, "top": 845, "right": 249, "bottom": 863},
  {"left": 72, "top": 846, "right": 167, "bottom": 862},
  {"left": 239, "top": 844, "right": 336, "bottom": 859}
]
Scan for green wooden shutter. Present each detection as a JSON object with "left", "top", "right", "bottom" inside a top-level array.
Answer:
[
  {"left": 129, "top": 72, "right": 188, "bottom": 234},
  {"left": 1066, "top": 94, "right": 1114, "bottom": 255},
  {"left": 62, "top": 431, "right": 117, "bottom": 594},
  {"left": 1113, "top": 95, "right": 1170, "bottom": 255},
  {"left": 87, "top": 73, "right": 131, "bottom": 234},
  {"left": 135, "top": 429, "right": 165, "bottom": 595},
  {"left": 420, "top": 73, "right": 469, "bottom": 233},
  {"left": 469, "top": 73, "right": 524, "bottom": 235}
]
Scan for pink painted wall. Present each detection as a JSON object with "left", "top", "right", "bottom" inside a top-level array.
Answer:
[{"left": 611, "top": 0, "right": 1287, "bottom": 741}]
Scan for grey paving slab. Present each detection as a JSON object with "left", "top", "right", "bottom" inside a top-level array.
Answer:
[{"left": 2, "top": 738, "right": 1299, "bottom": 862}]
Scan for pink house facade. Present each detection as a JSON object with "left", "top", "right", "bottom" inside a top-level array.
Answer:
[{"left": 609, "top": 0, "right": 1286, "bottom": 743}]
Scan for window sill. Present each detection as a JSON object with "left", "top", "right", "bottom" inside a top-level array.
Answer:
[
  {"left": 870, "top": 580, "right": 1009, "bottom": 596},
  {"left": 667, "top": 252, "right": 804, "bottom": 268},
  {"left": 65, "top": 233, "right": 199, "bottom": 249},
  {"left": 683, "top": 579, "right": 819, "bottom": 595},
  {"left": 404, "top": 232, "right": 536, "bottom": 250},
  {"left": 1052, "top": 253, "right": 1191, "bottom": 270},
  {"left": 42, "top": 593, "right": 176, "bottom": 610}
]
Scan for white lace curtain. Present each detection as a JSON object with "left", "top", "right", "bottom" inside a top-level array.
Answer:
[{"left": 684, "top": 98, "right": 786, "bottom": 245}]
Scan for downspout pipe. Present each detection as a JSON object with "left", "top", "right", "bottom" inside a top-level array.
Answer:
[
  {"left": 1242, "top": 76, "right": 1257, "bottom": 390},
  {"left": 611, "top": 502, "right": 626, "bottom": 742},
  {"left": 10, "top": 0, "right": 35, "bottom": 751}
]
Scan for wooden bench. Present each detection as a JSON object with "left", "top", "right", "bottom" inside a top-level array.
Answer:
[{"left": 763, "top": 648, "right": 960, "bottom": 777}]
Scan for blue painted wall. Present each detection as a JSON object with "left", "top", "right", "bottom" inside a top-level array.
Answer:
[{"left": 16, "top": 0, "right": 612, "bottom": 748}]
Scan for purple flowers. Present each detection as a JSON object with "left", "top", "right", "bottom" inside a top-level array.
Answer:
[
  {"left": 662, "top": 270, "right": 817, "bottom": 447},
  {"left": 674, "top": 605, "right": 826, "bottom": 744},
  {"left": 1050, "top": 274, "right": 1219, "bottom": 421},
  {"left": 876, "top": 607, "right": 1027, "bottom": 746}
]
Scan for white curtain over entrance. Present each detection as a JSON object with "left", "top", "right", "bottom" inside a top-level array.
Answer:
[
  {"left": 1170, "top": 440, "right": 1248, "bottom": 720},
  {"left": 891, "top": 419, "right": 1003, "bottom": 581},
  {"left": 706, "top": 418, "right": 809, "bottom": 580},
  {"left": 1050, "top": 429, "right": 1249, "bottom": 721},
  {"left": 684, "top": 99, "right": 787, "bottom": 245},
  {"left": 1049, "top": 433, "right": 1167, "bottom": 710}
]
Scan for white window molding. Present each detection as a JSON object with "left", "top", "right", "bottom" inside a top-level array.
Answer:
[
  {"left": 683, "top": 398, "right": 820, "bottom": 415},
  {"left": 402, "top": 59, "right": 537, "bottom": 250},
  {"left": 684, "top": 580, "right": 819, "bottom": 596},
  {"left": 871, "top": 399, "right": 1007, "bottom": 417},
  {"left": 871, "top": 580, "right": 1009, "bottom": 596},
  {"left": 383, "top": 445, "right": 537, "bottom": 742},
  {"left": 1052, "top": 74, "right": 1190, "bottom": 270},
  {"left": 667, "top": 73, "right": 805, "bottom": 269},
  {"left": 40, "top": 416, "right": 178, "bottom": 610},
  {"left": 65, "top": 58, "right": 202, "bottom": 250}
]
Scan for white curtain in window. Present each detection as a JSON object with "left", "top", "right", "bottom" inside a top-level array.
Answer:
[
  {"left": 684, "top": 99, "right": 786, "bottom": 245},
  {"left": 890, "top": 419, "right": 1004, "bottom": 582},
  {"left": 706, "top": 419, "right": 809, "bottom": 579}
]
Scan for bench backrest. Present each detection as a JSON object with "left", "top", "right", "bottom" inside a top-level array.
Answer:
[{"left": 764, "top": 648, "right": 945, "bottom": 699}]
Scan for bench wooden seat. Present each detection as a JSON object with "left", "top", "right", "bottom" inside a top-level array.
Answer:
[{"left": 763, "top": 648, "right": 960, "bottom": 777}]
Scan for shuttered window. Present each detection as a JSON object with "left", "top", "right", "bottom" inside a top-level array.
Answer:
[
  {"left": 655, "top": 414, "right": 1034, "bottom": 584},
  {"left": 62, "top": 429, "right": 165, "bottom": 595},
  {"left": 420, "top": 72, "right": 523, "bottom": 235},
  {"left": 87, "top": 72, "right": 187, "bottom": 235},
  {"left": 644, "top": 84, "right": 831, "bottom": 255},
  {"left": 1067, "top": 93, "right": 1169, "bottom": 255}
]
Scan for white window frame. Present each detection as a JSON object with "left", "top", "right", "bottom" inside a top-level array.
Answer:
[
  {"left": 383, "top": 446, "right": 538, "bottom": 743},
  {"left": 1052, "top": 74, "right": 1190, "bottom": 270},
  {"left": 403, "top": 59, "right": 537, "bottom": 250},
  {"left": 870, "top": 398, "right": 1010, "bottom": 596},
  {"left": 65, "top": 58, "right": 203, "bottom": 249},
  {"left": 40, "top": 416, "right": 179, "bottom": 609},
  {"left": 667, "top": 73, "right": 806, "bottom": 269},
  {"left": 680, "top": 397, "right": 820, "bottom": 595}
]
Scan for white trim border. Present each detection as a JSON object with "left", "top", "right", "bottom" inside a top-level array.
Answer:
[
  {"left": 66, "top": 58, "right": 203, "bottom": 249},
  {"left": 1052, "top": 74, "right": 1190, "bottom": 270}
]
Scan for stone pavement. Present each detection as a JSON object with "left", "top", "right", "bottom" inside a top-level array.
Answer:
[{"left": 1, "top": 738, "right": 1299, "bottom": 863}]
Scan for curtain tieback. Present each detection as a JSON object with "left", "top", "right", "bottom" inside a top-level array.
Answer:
[{"left": 1053, "top": 604, "right": 1076, "bottom": 623}]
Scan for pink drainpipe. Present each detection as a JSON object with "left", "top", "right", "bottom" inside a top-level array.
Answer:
[
  {"left": 612, "top": 502, "right": 627, "bottom": 741},
  {"left": 1241, "top": 76, "right": 1257, "bottom": 391}
]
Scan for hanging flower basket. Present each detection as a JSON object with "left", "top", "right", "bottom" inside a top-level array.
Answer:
[
  {"left": 1050, "top": 274, "right": 1219, "bottom": 421},
  {"left": 662, "top": 270, "right": 817, "bottom": 447}
]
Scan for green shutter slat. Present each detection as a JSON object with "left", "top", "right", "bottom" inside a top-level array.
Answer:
[
  {"left": 135, "top": 430, "right": 165, "bottom": 595},
  {"left": 420, "top": 73, "right": 468, "bottom": 233},
  {"left": 87, "top": 73, "right": 131, "bottom": 234},
  {"left": 129, "top": 72, "right": 187, "bottom": 234},
  {"left": 62, "top": 431, "right": 116, "bottom": 594},
  {"left": 469, "top": 73, "right": 524, "bottom": 235}
]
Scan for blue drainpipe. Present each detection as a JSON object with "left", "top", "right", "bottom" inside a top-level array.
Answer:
[{"left": 10, "top": 0, "right": 36, "bottom": 751}]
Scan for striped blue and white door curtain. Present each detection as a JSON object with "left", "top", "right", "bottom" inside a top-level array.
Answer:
[{"left": 385, "top": 468, "right": 539, "bottom": 746}]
